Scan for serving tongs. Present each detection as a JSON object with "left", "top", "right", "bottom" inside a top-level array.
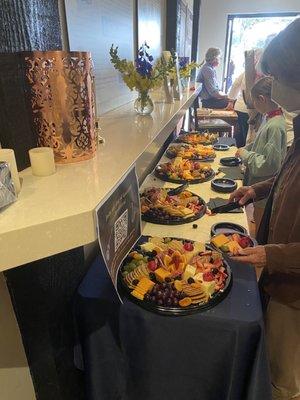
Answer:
[
  {"left": 167, "top": 183, "right": 189, "bottom": 196},
  {"left": 210, "top": 199, "right": 252, "bottom": 214}
]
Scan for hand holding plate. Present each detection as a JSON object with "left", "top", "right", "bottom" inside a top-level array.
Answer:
[{"left": 230, "top": 246, "right": 267, "bottom": 269}]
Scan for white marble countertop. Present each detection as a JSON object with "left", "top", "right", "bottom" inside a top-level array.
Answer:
[{"left": 0, "top": 86, "right": 201, "bottom": 271}]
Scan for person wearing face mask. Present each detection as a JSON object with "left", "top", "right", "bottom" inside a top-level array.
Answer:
[
  {"left": 229, "top": 18, "right": 300, "bottom": 400},
  {"left": 196, "top": 47, "right": 229, "bottom": 109},
  {"left": 236, "top": 76, "right": 287, "bottom": 233}
]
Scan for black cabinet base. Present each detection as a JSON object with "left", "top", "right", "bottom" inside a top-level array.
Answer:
[{"left": 4, "top": 247, "right": 87, "bottom": 400}]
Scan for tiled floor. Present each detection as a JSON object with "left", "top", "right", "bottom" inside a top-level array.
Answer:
[{"left": 0, "top": 273, "right": 35, "bottom": 400}]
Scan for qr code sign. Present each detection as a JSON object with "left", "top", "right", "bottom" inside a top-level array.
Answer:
[{"left": 114, "top": 209, "right": 128, "bottom": 252}]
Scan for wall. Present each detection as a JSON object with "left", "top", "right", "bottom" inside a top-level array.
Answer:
[
  {"left": 137, "top": 0, "right": 166, "bottom": 60},
  {"left": 64, "top": 0, "right": 166, "bottom": 115},
  {"left": 198, "top": 0, "right": 300, "bottom": 82}
]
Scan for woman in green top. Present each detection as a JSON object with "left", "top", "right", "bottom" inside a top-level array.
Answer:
[{"left": 236, "top": 77, "right": 287, "bottom": 232}]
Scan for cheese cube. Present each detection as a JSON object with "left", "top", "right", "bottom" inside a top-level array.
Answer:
[
  {"left": 202, "top": 281, "right": 216, "bottom": 297},
  {"left": 154, "top": 268, "right": 172, "bottom": 283},
  {"left": 194, "top": 272, "right": 203, "bottom": 282},
  {"left": 211, "top": 234, "right": 230, "bottom": 248},
  {"left": 131, "top": 290, "right": 144, "bottom": 300},
  {"left": 183, "top": 264, "right": 196, "bottom": 281}
]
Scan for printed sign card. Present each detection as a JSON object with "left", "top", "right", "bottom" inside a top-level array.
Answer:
[{"left": 95, "top": 165, "right": 141, "bottom": 294}]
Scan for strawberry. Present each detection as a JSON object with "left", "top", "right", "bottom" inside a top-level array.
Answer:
[
  {"left": 184, "top": 242, "right": 194, "bottom": 251},
  {"left": 148, "top": 260, "right": 157, "bottom": 271},
  {"left": 238, "top": 237, "right": 251, "bottom": 249}
]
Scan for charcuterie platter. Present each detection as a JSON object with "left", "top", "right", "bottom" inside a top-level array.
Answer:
[{"left": 119, "top": 236, "right": 232, "bottom": 316}]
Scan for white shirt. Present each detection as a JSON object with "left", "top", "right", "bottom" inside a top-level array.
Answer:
[{"left": 228, "top": 73, "right": 248, "bottom": 114}]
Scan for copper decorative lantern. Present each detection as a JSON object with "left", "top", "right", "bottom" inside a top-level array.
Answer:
[{"left": 24, "top": 51, "right": 97, "bottom": 164}]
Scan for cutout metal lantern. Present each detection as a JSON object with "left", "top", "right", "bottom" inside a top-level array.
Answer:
[{"left": 24, "top": 51, "right": 97, "bottom": 163}]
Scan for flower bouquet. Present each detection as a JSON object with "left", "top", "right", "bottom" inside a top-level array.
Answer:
[
  {"left": 178, "top": 57, "right": 201, "bottom": 89},
  {"left": 110, "top": 43, "right": 175, "bottom": 114}
]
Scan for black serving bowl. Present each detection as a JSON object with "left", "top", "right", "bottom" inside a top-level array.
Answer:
[
  {"left": 220, "top": 157, "right": 241, "bottom": 167},
  {"left": 213, "top": 144, "right": 230, "bottom": 151},
  {"left": 210, "top": 222, "right": 248, "bottom": 237},
  {"left": 211, "top": 178, "right": 237, "bottom": 193}
]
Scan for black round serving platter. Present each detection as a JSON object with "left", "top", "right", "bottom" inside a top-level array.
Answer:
[
  {"left": 176, "top": 134, "right": 218, "bottom": 146},
  {"left": 154, "top": 165, "right": 215, "bottom": 184},
  {"left": 165, "top": 146, "right": 215, "bottom": 162},
  {"left": 213, "top": 144, "right": 230, "bottom": 151},
  {"left": 210, "top": 222, "right": 248, "bottom": 237},
  {"left": 220, "top": 156, "right": 241, "bottom": 167},
  {"left": 118, "top": 235, "right": 233, "bottom": 316},
  {"left": 211, "top": 178, "right": 237, "bottom": 193},
  {"left": 141, "top": 191, "right": 206, "bottom": 225}
]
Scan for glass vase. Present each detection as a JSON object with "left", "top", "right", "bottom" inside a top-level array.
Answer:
[
  {"left": 134, "top": 90, "right": 154, "bottom": 115},
  {"left": 180, "top": 76, "right": 190, "bottom": 90}
]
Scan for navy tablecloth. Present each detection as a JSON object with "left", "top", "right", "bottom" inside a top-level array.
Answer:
[{"left": 74, "top": 255, "right": 272, "bottom": 400}]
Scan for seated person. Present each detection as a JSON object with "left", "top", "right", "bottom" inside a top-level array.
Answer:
[
  {"left": 236, "top": 76, "right": 287, "bottom": 232},
  {"left": 196, "top": 47, "right": 229, "bottom": 109}
]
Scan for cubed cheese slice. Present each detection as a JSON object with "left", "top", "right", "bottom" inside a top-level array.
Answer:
[
  {"left": 211, "top": 234, "right": 230, "bottom": 248},
  {"left": 131, "top": 290, "right": 144, "bottom": 300},
  {"left": 202, "top": 281, "right": 216, "bottom": 298},
  {"left": 226, "top": 241, "right": 242, "bottom": 255},
  {"left": 173, "top": 157, "right": 183, "bottom": 166},
  {"left": 137, "top": 277, "right": 155, "bottom": 293},
  {"left": 154, "top": 268, "right": 172, "bottom": 283},
  {"left": 140, "top": 242, "right": 156, "bottom": 252},
  {"left": 194, "top": 272, "right": 203, "bottom": 282},
  {"left": 181, "top": 207, "right": 194, "bottom": 216},
  {"left": 185, "top": 242, "right": 206, "bottom": 263},
  {"left": 183, "top": 264, "right": 197, "bottom": 281}
]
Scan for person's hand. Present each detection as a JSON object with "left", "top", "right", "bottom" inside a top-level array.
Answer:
[
  {"left": 231, "top": 246, "right": 267, "bottom": 269},
  {"left": 228, "top": 186, "right": 256, "bottom": 205},
  {"left": 225, "top": 100, "right": 234, "bottom": 111},
  {"left": 235, "top": 148, "right": 241, "bottom": 157}
]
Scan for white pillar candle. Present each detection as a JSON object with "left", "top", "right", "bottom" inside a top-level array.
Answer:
[
  {"left": 0, "top": 149, "right": 21, "bottom": 193},
  {"left": 29, "top": 147, "right": 56, "bottom": 177}
]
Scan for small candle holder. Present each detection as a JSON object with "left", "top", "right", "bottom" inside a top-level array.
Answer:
[{"left": 29, "top": 147, "right": 56, "bottom": 177}]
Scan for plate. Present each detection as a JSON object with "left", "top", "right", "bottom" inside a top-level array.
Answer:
[
  {"left": 213, "top": 144, "right": 230, "bottom": 151},
  {"left": 140, "top": 187, "right": 206, "bottom": 225},
  {"left": 220, "top": 157, "right": 241, "bottom": 166},
  {"left": 118, "top": 236, "right": 232, "bottom": 316},
  {"left": 210, "top": 222, "right": 248, "bottom": 237},
  {"left": 155, "top": 161, "right": 215, "bottom": 184},
  {"left": 210, "top": 232, "right": 257, "bottom": 256},
  {"left": 176, "top": 132, "right": 218, "bottom": 146},
  {"left": 211, "top": 178, "right": 237, "bottom": 193},
  {"left": 166, "top": 144, "right": 216, "bottom": 162}
]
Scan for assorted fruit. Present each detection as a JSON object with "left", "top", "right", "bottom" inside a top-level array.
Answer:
[
  {"left": 140, "top": 187, "right": 205, "bottom": 223},
  {"left": 177, "top": 132, "right": 218, "bottom": 145},
  {"left": 211, "top": 233, "right": 253, "bottom": 255},
  {"left": 121, "top": 237, "right": 230, "bottom": 309},
  {"left": 166, "top": 144, "right": 216, "bottom": 161},
  {"left": 155, "top": 157, "right": 214, "bottom": 183}
]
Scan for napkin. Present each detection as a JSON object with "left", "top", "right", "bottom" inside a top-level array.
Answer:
[
  {"left": 207, "top": 197, "right": 243, "bottom": 213},
  {"left": 0, "top": 162, "right": 17, "bottom": 210}
]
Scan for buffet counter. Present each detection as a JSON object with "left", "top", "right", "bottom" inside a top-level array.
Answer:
[{"left": 0, "top": 86, "right": 200, "bottom": 271}]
